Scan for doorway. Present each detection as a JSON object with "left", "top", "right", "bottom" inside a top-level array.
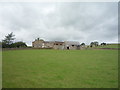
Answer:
[{"left": 67, "top": 47, "right": 69, "bottom": 50}]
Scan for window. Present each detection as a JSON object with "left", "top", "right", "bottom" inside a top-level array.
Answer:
[{"left": 42, "top": 43, "right": 44, "bottom": 46}]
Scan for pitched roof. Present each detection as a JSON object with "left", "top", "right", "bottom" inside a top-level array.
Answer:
[{"left": 64, "top": 41, "right": 80, "bottom": 45}]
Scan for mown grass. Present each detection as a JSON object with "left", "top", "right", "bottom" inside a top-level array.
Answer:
[
  {"left": 2, "top": 49, "right": 118, "bottom": 88},
  {"left": 95, "top": 44, "right": 120, "bottom": 49}
]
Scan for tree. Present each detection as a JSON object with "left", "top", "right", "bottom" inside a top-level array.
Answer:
[
  {"left": 2, "top": 32, "right": 15, "bottom": 48},
  {"left": 2, "top": 32, "right": 15, "bottom": 45},
  {"left": 101, "top": 42, "right": 106, "bottom": 46},
  {"left": 94, "top": 41, "right": 99, "bottom": 46},
  {"left": 2, "top": 32, "right": 27, "bottom": 48},
  {"left": 90, "top": 41, "right": 99, "bottom": 47},
  {"left": 90, "top": 42, "right": 94, "bottom": 47},
  {"left": 81, "top": 43, "right": 85, "bottom": 46}
]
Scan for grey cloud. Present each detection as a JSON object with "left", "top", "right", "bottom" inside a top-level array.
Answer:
[{"left": 0, "top": 2, "right": 118, "bottom": 45}]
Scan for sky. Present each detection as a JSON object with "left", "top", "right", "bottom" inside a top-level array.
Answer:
[{"left": 0, "top": 2, "right": 118, "bottom": 46}]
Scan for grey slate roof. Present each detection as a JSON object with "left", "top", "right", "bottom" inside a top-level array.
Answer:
[{"left": 64, "top": 41, "right": 80, "bottom": 45}]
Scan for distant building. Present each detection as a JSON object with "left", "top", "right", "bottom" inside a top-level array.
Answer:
[
  {"left": 64, "top": 41, "right": 80, "bottom": 50},
  {"left": 32, "top": 39, "right": 80, "bottom": 50}
]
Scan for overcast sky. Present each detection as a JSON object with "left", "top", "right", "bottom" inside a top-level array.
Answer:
[{"left": 0, "top": 2, "right": 118, "bottom": 46}]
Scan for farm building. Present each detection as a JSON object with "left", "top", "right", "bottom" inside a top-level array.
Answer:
[
  {"left": 32, "top": 39, "right": 54, "bottom": 49},
  {"left": 64, "top": 41, "right": 80, "bottom": 50},
  {"left": 32, "top": 39, "right": 80, "bottom": 50},
  {"left": 53, "top": 41, "right": 64, "bottom": 50}
]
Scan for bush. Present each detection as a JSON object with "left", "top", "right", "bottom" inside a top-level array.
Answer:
[
  {"left": 11, "top": 42, "right": 27, "bottom": 48},
  {"left": 2, "top": 42, "right": 27, "bottom": 48}
]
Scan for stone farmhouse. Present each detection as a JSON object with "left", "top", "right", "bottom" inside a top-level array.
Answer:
[{"left": 32, "top": 39, "right": 81, "bottom": 50}]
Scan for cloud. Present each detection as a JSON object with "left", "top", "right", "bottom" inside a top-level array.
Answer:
[{"left": 0, "top": 2, "right": 118, "bottom": 45}]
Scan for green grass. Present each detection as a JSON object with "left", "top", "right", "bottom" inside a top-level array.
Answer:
[
  {"left": 2, "top": 49, "right": 118, "bottom": 88},
  {"left": 95, "top": 44, "right": 120, "bottom": 49}
]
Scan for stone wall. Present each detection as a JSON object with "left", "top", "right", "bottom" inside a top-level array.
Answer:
[{"left": 44, "top": 42, "right": 54, "bottom": 48}]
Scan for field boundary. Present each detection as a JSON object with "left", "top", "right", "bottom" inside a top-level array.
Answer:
[
  {"left": 2, "top": 47, "right": 120, "bottom": 51},
  {"left": 93, "top": 48, "right": 120, "bottom": 50},
  {"left": 2, "top": 48, "right": 54, "bottom": 51}
]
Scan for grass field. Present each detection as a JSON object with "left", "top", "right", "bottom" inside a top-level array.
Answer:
[
  {"left": 94, "top": 44, "right": 120, "bottom": 49},
  {"left": 2, "top": 49, "right": 118, "bottom": 88}
]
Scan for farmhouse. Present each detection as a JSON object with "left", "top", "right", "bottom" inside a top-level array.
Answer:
[
  {"left": 32, "top": 39, "right": 80, "bottom": 50},
  {"left": 32, "top": 39, "right": 54, "bottom": 48}
]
